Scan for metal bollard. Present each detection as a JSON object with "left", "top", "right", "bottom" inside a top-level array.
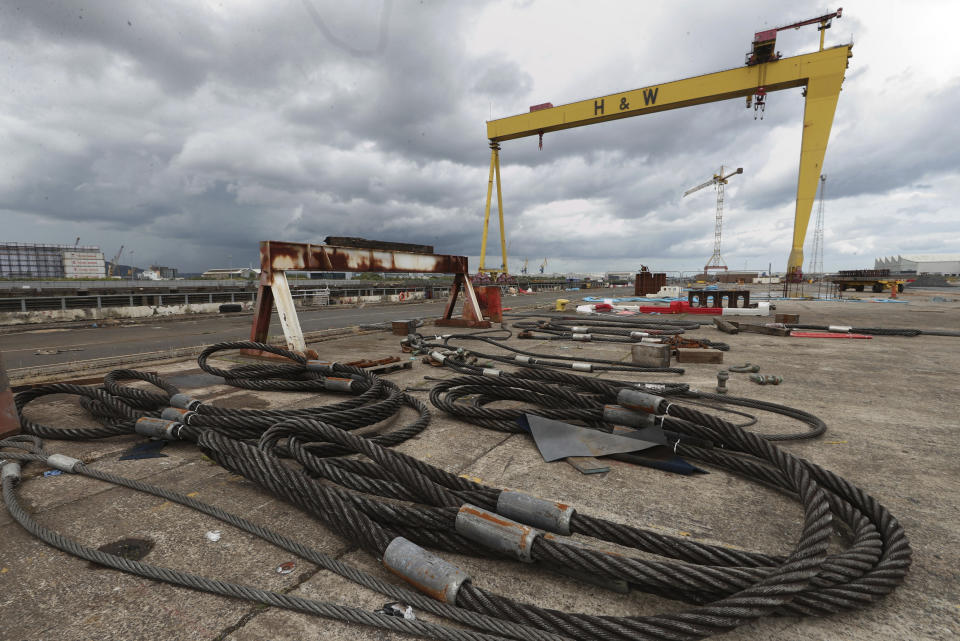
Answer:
[{"left": 716, "top": 370, "right": 729, "bottom": 394}]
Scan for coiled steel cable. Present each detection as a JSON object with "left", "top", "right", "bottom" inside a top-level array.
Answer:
[{"left": 4, "top": 342, "right": 909, "bottom": 641}]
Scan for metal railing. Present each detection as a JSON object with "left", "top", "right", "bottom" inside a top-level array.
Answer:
[
  {"left": 0, "top": 282, "right": 573, "bottom": 314},
  {"left": 0, "top": 291, "right": 257, "bottom": 313}
]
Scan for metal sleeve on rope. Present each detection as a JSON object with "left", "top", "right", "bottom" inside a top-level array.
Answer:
[
  {"left": 46, "top": 454, "right": 80, "bottom": 473},
  {"left": 161, "top": 407, "right": 196, "bottom": 423},
  {"left": 617, "top": 388, "right": 664, "bottom": 414},
  {"left": 455, "top": 504, "right": 540, "bottom": 562},
  {"left": 306, "top": 360, "right": 338, "bottom": 373},
  {"left": 571, "top": 362, "right": 592, "bottom": 372},
  {"left": 1, "top": 462, "right": 21, "bottom": 483},
  {"left": 496, "top": 490, "right": 574, "bottom": 536},
  {"left": 602, "top": 404, "right": 656, "bottom": 428},
  {"left": 323, "top": 377, "right": 355, "bottom": 393},
  {"left": 169, "top": 393, "right": 202, "bottom": 411},
  {"left": 135, "top": 417, "right": 184, "bottom": 440},
  {"left": 382, "top": 537, "right": 471, "bottom": 604}
]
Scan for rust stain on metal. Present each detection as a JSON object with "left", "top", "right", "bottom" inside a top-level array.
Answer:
[
  {"left": 260, "top": 240, "right": 467, "bottom": 276},
  {"left": 461, "top": 504, "right": 516, "bottom": 528},
  {"left": 383, "top": 563, "right": 449, "bottom": 602},
  {"left": 0, "top": 353, "right": 21, "bottom": 438},
  {"left": 460, "top": 505, "right": 537, "bottom": 551}
]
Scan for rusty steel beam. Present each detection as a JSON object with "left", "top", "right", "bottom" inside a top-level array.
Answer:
[
  {"left": 0, "top": 352, "right": 21, "bottom": 438},
  {"left": 260, "top": 241, "right": 468, "bottom": 284},
  {"left": 323, "top": 237, "right": 434, "bottom": 254},
  {"left": 248, "top": 240, "right": 486, "bottom": 355}
]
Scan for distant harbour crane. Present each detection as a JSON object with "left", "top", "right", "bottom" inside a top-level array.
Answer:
[
  {"left": 106, "top": 245, "right": 124, "bottom": 278},
  {"left": 683, "top": 166, "right": 744, "bottom": 274}
]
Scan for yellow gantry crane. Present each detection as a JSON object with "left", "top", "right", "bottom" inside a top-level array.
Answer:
[
  {"left": 478, "top": 9, "right": 848, "bottom": 280},
  {"left": 683, "top": 166, "right": 744, "bottom": 274}
]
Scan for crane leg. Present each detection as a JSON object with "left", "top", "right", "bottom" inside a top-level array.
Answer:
[
  {"left": 493, "top": 145, "right": 507, "bottom": 273},
  {"left": 787, "top": 66, "right": 845, "bottom": 279},
  {"left": 479, "top": 145, "right": 497, "bottom": 272}
]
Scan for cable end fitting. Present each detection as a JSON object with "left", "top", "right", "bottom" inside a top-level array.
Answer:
[
  {"left": 617, "top": 388, "right": 664, "bottom": 414},
  {"left": 1, "top": 462, "right": 21, "bottom": 484},
  {"left": 496, "top": 490, "right": 574, "bottom": 535},
  {"left": 135, "top": 417, "right": 184, "bottom": 440},
  {"left": 323, "top": 377, "right": 355, "bottom": 393},
  {"left": 46, "top": 454, "right": 81, "bottom": 473},
  {"left": 161, "top": 407, "right": 196, "bottom": 424},
  {"left": 169, "top": 393, "right": 203, "bottom": 411},
  {"left": 603, "top": 404, "right": 656, "bottom": 428},
  {"left": 382, "top": 537, "right": 470, "bottom": 604},
  {"left": 306, "top": 360, "right": 338, "bottom": 373},
  {"left": 456, "top": 504, "right": 540, "bottom": 562}
]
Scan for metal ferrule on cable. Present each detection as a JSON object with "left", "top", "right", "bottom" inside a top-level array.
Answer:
[
  {"left": 455, "top": 504, "right": 542, "bottom": 562},
  {"left": 169, "top": 393, "right": 203, "bottom": 411},
  {"left": 382, "top": 537, "right": 471, "bottom": 604},
  {"left": 603, "top": 404, "right": 657, "bottom": 428},
  {"left": 305, "top": 360, "right": 338, "bottom": 373},
  {"left": 617, "top": 388, "right": 665, "bottom": 414},
  {"left": 495, "top": 490, "right": 575, "bottom": 536},
  {"left": 46, "top": 454, "right": 81, "bottom": 473},
  {"left": 1, "top": 461, "right": 21, "bottom": 484},
  {"left": 322, "top": 377, "right": 355, "bottom": 393},
  {"left": 161, "top": 407, "right": 196, "bottom": 424},
  {"left": 135, "top": 417, "right": 185, "bottom": 441}
]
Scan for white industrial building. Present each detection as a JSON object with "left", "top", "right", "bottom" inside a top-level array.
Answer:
[
  {"left": 0, "top": 242, "right": 106, "bottom": 279},
  {"left": 874, "top": 254, "right": 960, "bottom": 275}
]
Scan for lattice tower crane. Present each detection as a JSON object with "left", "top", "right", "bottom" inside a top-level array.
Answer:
[{"left": 683, "top": 167, "right": 743, "bottom": 274}]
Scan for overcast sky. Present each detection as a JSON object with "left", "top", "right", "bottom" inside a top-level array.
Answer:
[{"left": 1, "top": 0, "right": 958, "bottom": 275}]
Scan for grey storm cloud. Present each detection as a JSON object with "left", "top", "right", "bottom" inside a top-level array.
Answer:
[{"left": 0, "top": 1, "right": 957, "bottom": 274}]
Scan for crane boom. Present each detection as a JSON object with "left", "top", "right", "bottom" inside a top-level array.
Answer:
[
  {"left": 479, "top": 44, "right": 851, "bottom": 278},
  {"left": 684, "top": 178, "right": 716, "bottom": 198}
]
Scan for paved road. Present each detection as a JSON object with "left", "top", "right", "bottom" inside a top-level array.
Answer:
[{"left": 1, "top": 288, "right": 621, "bottom": 370}]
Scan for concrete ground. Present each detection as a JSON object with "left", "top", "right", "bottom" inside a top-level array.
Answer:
[{"left": 1, "top": 287, "right": 958, "bottom": 640}]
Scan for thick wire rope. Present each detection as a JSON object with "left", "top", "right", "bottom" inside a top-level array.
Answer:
[{"left": 4, "top": 341, "right": 909, "bottom": 641}]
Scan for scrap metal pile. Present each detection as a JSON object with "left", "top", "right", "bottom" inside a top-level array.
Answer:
[{"left": 2, "top": 325, "right": 913, "bottom": 640}]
